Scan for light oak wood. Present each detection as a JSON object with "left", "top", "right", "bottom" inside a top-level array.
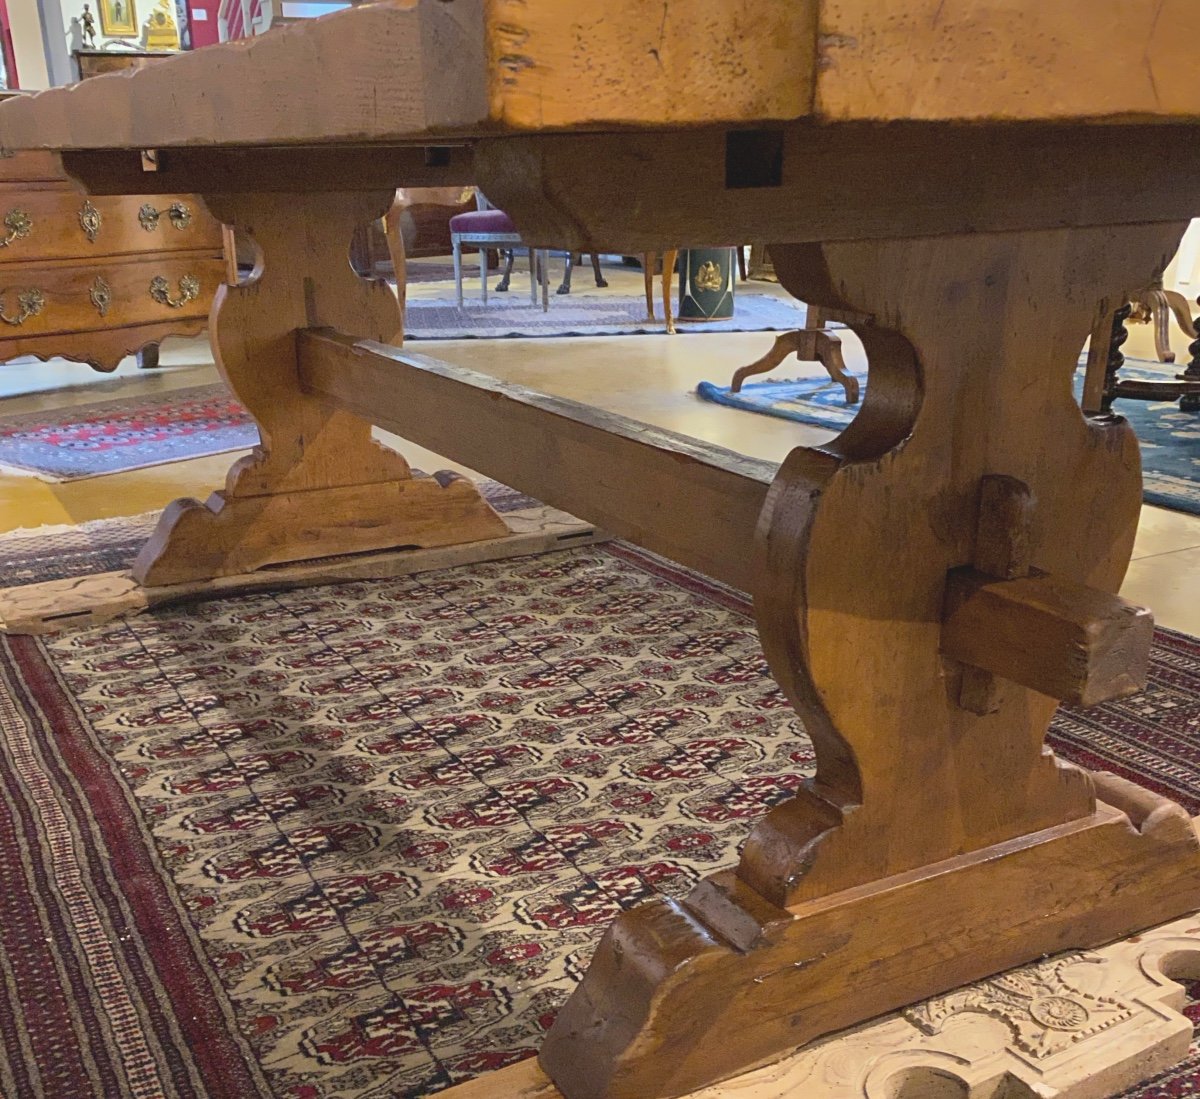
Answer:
[
  {"left": 474, "top": 125, "right": 1200, "bottom": 253},
  {"left": 942, "top": 570, "right": 1155, "bottom": 707},
  {"left": 9, "top": 2, "right": 1200, "bottom": 157},
  {"left": 544, "top": 789, "right": 1200, "bottom": 1099},
  {"left": 956, "top": 473, "right": 1034, "bottom": 714},
  {"left": 537, "top": 221, "right": 1200, "bottom": 1096},
  {"left": 298, "top": 331, "right": 775, "bottom": 593},
  {"left": 0, "top": 504, "right": 604, "bottom": 634},
  {"left": 131, "top": 190, "right": 508, "bottom": 586},
  {"left": 0, "top": 0, "right": 813, "bottom": 152},
  {"left": 6, "top": 10, "right": 1200, "bottom": 1099},
  {"left": 813, "top": 1, "right": 1200, "bottom": 122},
  {"left": 444, "top": 905, "right": 1200, "bottom": 1098},
  {"left": 59, "top": 145, "right": 474, "bottom": 197}
]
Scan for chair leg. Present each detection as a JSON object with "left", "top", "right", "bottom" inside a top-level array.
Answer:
[
  {"left": 736, "top": 246, "right": 748, "bottom": 282},
  {"left": 643, "top": 253, "right": 656, "bottom": 320},
  {"left": 529, "top": 247, "right": 538, "bottom": 304},
  {"left": 542, "top": 250, "right": 550, "bottom": 312},
  {"left": 496, "top": 249, "right": 515, "bottom": 292},
  {"left": 558, "top": 252, "right": 576, "bottom": 295},
  {"left": 480, "top": 243, "right": 488, "bottom": 304},
  {"left": 453, "top": 235, "right": 463, "bottom": 307},
  {"left": 662, "top": 249, "right": 677, "bottom": 334},
  {"left": 591, "top": 252, "right": 608, "bottom": 288}
]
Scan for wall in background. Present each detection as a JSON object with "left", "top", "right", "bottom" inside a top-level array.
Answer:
[{"left": 3, "top": 0, "right": 49, "bottom": 85}]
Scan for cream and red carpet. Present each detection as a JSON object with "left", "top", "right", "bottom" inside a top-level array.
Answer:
[{"left": 1, "top": 539, "right": 1198, "bottom": 1097}]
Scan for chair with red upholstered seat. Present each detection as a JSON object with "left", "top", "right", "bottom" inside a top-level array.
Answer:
[{"left": 450, "top": 193, "right": 548, "bottom": 310}]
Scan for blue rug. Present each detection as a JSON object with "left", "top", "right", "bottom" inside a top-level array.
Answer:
[
  {"left": 697, "top": 362, "right": 1200, "bottom": 517},
  {"left": 405, "top": 292, "right": 806, "bottom": 340}
]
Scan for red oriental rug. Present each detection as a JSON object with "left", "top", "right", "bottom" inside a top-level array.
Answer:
[
  {"left": 0, "top": 383, "right": 256, "bottom": 481},
  {"left": 0, "top": 543, "right": 1197, "bottom": 1098}
]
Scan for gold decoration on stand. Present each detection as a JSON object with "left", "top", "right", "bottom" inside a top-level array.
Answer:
[
  {"left": 694, "top": 259, "right": 724, "bottom": 292},
  {"left": 144, "top": 0, "right": 181, "bottom": 51}
]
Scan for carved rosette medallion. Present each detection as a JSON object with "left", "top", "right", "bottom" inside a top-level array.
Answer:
[
  {"left": 905, "top": 954, "right": 1132, "bottom": 1058},
  {"left": 79, "top": 200, "right": 103, "bottom": 243}
]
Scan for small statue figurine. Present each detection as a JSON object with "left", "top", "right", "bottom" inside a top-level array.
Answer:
[{"left": 81, "top": 2, "right": 98, "bottom": 48}]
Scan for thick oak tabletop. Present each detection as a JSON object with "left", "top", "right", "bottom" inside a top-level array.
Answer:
[{"left": 0, "top": 0, "right": 1197, "bottom": 155}]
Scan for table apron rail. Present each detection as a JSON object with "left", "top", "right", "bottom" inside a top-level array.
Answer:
[{"left": 297, "top": 329, "right": 777, "bottom": 593}]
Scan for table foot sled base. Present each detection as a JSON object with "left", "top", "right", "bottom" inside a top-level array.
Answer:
[
  {"left": 129, "top": 470, "right": 509, "bottom": 586},
  {"left": 538, "top": 773, "right": 1200, "bottom": 1099},
  {"left": 445, "top": 904, "right": 1200, "bottom": 1099},
  {"left": 0, "top": 502, "right": 601, "bottom": 634}
]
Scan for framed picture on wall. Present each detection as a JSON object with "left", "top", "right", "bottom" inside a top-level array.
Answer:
[{"left": 98, "top": 0, "right": 138, "bottom": 36}]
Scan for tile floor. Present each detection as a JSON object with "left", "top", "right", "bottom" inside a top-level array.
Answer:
[{"left": 1, "top": 255, "right": 1198, "bottom": 633}]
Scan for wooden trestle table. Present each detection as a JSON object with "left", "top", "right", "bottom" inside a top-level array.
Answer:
[{"left": 5, "top": 4, "right": 1200, "bottom": 1097}]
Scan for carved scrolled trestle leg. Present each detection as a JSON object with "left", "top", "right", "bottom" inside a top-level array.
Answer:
[
  {"left": 538, "top": 223, "right": 1200, "bottom": 1099},
  {"left": 131, "top": 190, "right": 507, "bottom": 587}
]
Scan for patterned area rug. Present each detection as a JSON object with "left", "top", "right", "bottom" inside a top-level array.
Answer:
[
  {"left": 696, "top": 362, "right": 1200, "bottom": 517},
  {"left": 407, "top": 264, "right": 460, "bottom": 283},
  {"left": 404, "top": 292, "right": 806, "bottom": 340},
  {"left": 0, "top": 538, "right": 1198, "bottom": 1098},
  {"left": 0, "top": 383, "right": 257, "bottom": 482}
]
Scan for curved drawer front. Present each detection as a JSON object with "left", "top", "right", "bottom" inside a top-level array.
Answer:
[
  {"left": 0, "top": 190, "right": 224, "bottom": 263},
  {"left": 0, "top": 255, "right": 224, "bottom": 337}
]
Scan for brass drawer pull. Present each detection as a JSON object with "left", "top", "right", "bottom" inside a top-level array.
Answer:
[
  {"left": 139, "top": 202, "right": 193, "bottom": 232},
  {"left": 0, "top": 209, "right": 32, "bottom": 248},
  {"left": 79, "top": 200, "right": 103, "bottom": 242},
  {"left": 0, "top": 288, "right": 45, "bottom": 326},
  {"left": 150, "top": 274, "right": 200, "bottom": 309}
]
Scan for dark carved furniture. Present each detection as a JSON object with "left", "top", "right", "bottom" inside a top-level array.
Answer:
[{"left": 1083, "top": 287, "right": 1200, "bottom": 414}]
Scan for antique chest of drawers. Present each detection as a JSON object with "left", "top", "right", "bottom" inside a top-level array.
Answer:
[{"left": 0, "top": 149, "right": 226, "bottom": 370}]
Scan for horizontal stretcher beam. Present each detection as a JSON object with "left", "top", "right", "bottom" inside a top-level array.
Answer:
[{"left": 297, "top": 330, "right": 778, "bottom": 593}]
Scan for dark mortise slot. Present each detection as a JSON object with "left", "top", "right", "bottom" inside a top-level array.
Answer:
[{"left": 725, "top": 129, "right": 784, "bottom": 189}]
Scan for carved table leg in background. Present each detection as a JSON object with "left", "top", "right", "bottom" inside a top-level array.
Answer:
[
  {"left": 1182, "top": 318, "right": 1200, "bottom": 413},
  {"left": 729, "top": 304, "right": 860, "bottom": 403},
  {"left": 539, "top": 223, "right": 1200, "bottom": 1099},
  {"left": 132, "top": 190, "right": 507, "bottom": 586},
  {"left": 1081, "top": 300, "right": 1131, "bottom": 414}
]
